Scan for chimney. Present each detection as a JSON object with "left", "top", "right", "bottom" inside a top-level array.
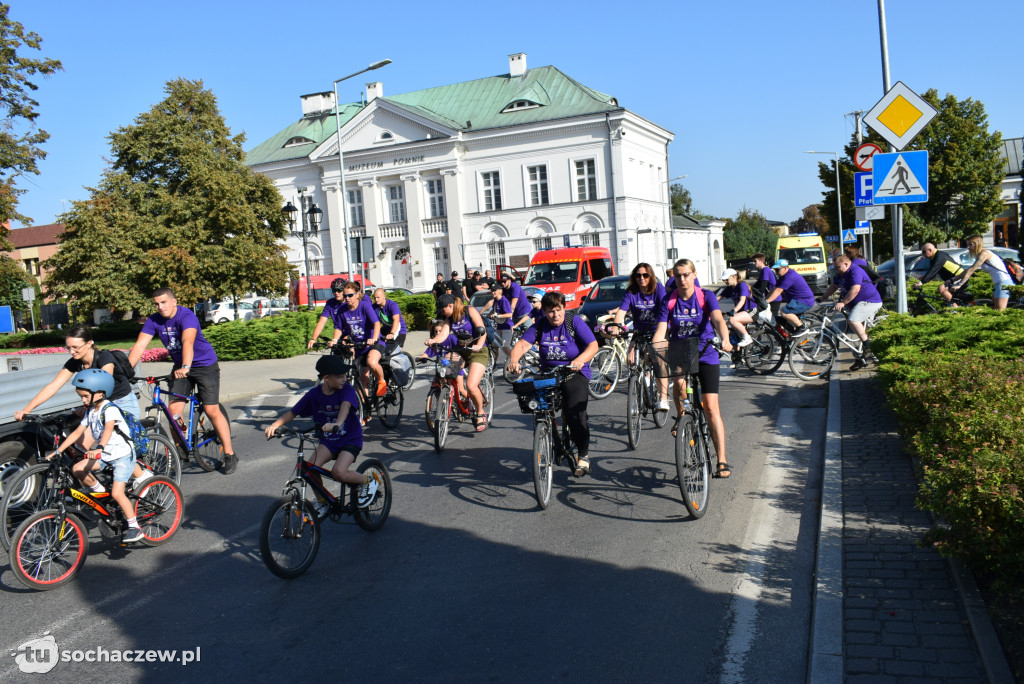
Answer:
[
  {"left": 300, "top": 91, "right": 335, "bottom": 117},
  {"left": 366, "top": 81, "right": 383, "bottom": 102},
  {"left": 508, "top": 52, "right": 527, "bottom": 78}
]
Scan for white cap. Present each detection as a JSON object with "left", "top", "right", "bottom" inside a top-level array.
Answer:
[{"left": 720, "top": 268, "right": 739, "bottom": 282}]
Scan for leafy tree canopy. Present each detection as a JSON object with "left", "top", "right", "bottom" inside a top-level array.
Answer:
[
  {"left": 44, "top": 78, "right": 293, "bottom": 316},
  {"left": 789, "top": 204, "right": 828, "bottom": 235},
  {"left": 0, "top": 254, "right": 34, "bottom": 311},
  {"left": 0, "top": 4, "right": 62, "bottom": 242},
  {"left": 670, "top": 183, "right": 692, "bottom": 215},
  {"left": 723, "top": 207, "right": 778, "bottom": 260}
]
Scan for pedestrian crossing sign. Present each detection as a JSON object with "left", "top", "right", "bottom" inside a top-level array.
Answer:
[{"left": 871, "top": 151, "right": 928, "bottom": 204}]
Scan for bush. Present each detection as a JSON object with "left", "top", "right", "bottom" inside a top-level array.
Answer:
[
  {"left": 875, "top": 311, "right": 1024, "bottom": 595},
  {"left": 389, "top": 293, "right": 435, "bottom": 331},
  {"left": 204, "top": 311, "right": 323, "bottom": 360}
]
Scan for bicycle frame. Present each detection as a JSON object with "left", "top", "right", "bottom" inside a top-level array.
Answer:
[{"left": 146, "top": 377, "right": 216, "bottom": 455}]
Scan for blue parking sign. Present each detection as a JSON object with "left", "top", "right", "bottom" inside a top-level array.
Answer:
[{"left": 854, "top": 172, "right": 873, "bottom": 207}]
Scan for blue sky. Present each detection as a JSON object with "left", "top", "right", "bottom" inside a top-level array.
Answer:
[{"left": 8, "top": 0, "right": 1021, "bottom": 229}]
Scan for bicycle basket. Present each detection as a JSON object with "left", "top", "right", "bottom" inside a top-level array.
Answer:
[
  {"left": 651, "top": 337, "right": 700, "bottom": 378},
  {"left": 437, "top": 352, "right": 465, "bottom": 379},
  {"left": 512, "top": 374, "right": 558, "bottom": 413}
]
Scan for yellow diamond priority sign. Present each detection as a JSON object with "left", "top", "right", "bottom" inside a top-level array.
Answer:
[{"left": 864, "top": 81, "right": 937, "bottom": 151}]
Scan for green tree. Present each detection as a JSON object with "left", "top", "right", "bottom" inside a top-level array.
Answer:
[
  {"left": 0, "top": 4, "right": 62, "bottom": 240},
  {"left": 670, "top": 183, "right": 692, "bottom": 215},
  {"left": 0, "top": 254, "right": 34, "bottom": 312},
  {"left": 44, "top": 78, "right": 293, "bottom": 316},
  {"left": 789, "top": 204, "right": 828, "bottom": 235},
  {"left": 723, "top": 207, "right": 778, "bottom": 260}
]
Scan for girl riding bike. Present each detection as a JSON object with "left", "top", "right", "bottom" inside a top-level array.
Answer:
[
  {"left": 611, "top": 262, "right": 670, "bottom": 411},
  {"left": 429, "top": 294, "right": 490, "bottom": 431}
]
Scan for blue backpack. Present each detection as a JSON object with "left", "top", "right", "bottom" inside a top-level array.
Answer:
[{"left": 105, "top": 403, "right": 149, "bottom": 457}]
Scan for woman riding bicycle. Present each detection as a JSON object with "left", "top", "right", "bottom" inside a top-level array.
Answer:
[
  {"left": 653, "top": 259, "right": 734, "bottom": 479},
  {"left": 508, "top": 291, "right": 599, "bottom": 476},
  {"left": 16, "top": 325, "right": 143, "bottom": 421},
  {"left": 611, "top": 262, "right": 670, "bottom": 411},
  {"left": 428, "top": 294, "right": 490, "bottom": 431},
  {"left": 308, "top": 279, "right": 386, "bottom": 397},
  {"left": 718, "top": 268, "right": 758, "bottom": 349},
  {"left": 953, "top": 234, "right": 1014, "bottom": 310}
]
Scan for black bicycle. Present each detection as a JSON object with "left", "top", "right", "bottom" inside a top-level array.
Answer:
[
  {"left": 259, "top": 425, "right": 392, "bottom": 579},
  {"left": 512, "top": 366, "right": 584, "bottom": 510},
  {"left": 602, "top": 326, "right": 669, "bottom": 449},
  {"left": 328, "top": 341, "right": 405, "bottom": 429}
]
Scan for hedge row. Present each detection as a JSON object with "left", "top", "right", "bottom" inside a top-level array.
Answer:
[
  {"left": 872, "top": 309, "right": 1024, "bottom": 594},
  {"left": 0, "top": 320, "right": 143, "bottom": 349}
]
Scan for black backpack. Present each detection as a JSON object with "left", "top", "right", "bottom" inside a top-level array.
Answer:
[{"left": 107, "top": 349, "right": 137, "bottom": 382}]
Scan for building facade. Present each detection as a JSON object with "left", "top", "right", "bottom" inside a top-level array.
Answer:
[
  {"left": 992, "top": 137, "right": 1021, "bottom": 249},
  {"left": 246, "top": 54, "right": 718, "bottom": 291},
  {"left": 2, "top": 223, "right": 64, "bottom": 284}
]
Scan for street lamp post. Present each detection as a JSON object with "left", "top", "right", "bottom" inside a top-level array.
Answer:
[
  {"left": 333, "top": 59, "right": 392, "bottom": 282},
  {"left": 805, "top": 151, "right": 844, "bottom": 253},
  {"left": 283, "top": 189, "right": 324, "bottom": 308}
]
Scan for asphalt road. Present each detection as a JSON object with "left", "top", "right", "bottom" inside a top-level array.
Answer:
[{"left": 0, "top": 364, "right": 828, "bottom": 683}]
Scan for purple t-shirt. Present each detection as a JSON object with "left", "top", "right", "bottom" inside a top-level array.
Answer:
[
  {"left": 520, "top": 313, "right": 597, "bottom": 379},
  {"left": 374, "top": 299, "right": 406, "bottom": 335},
  {"left": 529, "top": 308, "right": 544, "bottom": 323},
  {"left": 492, "top": 296, "right": 513, "bottom": 330},
  {"left": 839, "top": 264, "right": 882, "bottom": 304},
  {"left": 665, "top": 289, "right": 722, "bottom": 365},
  {"left": 511, "top": 294, "right": 532, "bottom": 322},
  {"left": 142, "top": 307, "right": 218, "bottom": 367},
  {"left": 619, "top": 283, "right": 668, "bottom": 332},
  {"left": 425, "top": 334, "right": 459, "bottom": 357},
  {"left": 776, "top": 269, "right": 816, "bottom": 306},
  {"left": 720, "top": 282, "right": 756, "bottom": 312},
  {"left": 505, "top": 281, "right": 525, "bottom": 306},
  {"left": 333, "top": 298, "right": 379, "bottom": 344},
  {"left": 757, "top": 266, "right": 777, "bottom": 291},
  {"left": 291, "top": 383, "right": 362, "bottom": 450}
]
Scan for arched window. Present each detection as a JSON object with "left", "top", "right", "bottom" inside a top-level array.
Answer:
[
  {"left": 376, "top": 130, "right": 395, "bottom": 143},
  {"left": 501, "top": 100, "right": 541, "bottom": 113},
  {"left": 283, "top": 136, "right": 315, "bottom": 147}
]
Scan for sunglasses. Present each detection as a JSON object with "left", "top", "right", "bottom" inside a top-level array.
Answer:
[
  {"left": 342, "top": 293, "right": 356, "bottom": 298},
  {"left": 635, "top": 272, "right": 651, "bottom": 279},
  {"left": 332, "top": 289, "right": 345, "bottom": 294}
]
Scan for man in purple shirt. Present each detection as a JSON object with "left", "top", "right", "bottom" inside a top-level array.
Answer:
[
  {"left": 372, "top": 288, "right": 407, "bottom": 349},
  {"left": 766, "top": 259, "right": 816, "bottom": 337},
  {"left": 833, "top": 255, "right": 883, "bottom": 370},
  {"left": 127, "top": 287, "right": 236, "bottom": 474},
  {"left": 500, "top": 272, "right": 526, "bottom": 316}
]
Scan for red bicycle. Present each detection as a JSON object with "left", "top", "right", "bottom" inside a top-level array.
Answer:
[{"left": 420, "top": 345, "right": 494, "bottom": 453}]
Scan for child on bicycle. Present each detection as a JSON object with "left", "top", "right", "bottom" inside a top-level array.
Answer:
[
  {"left": 264, "top": 355, "right": 378, "bottom": 513},
  {"left": 419, "top": 319, "right": 468, "bottom": 400},
  {"left": 49, "top": 369, "right": 147, "bottom": 543}
]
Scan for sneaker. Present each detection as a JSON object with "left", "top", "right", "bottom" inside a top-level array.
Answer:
[
  {"left": 789, "top": 325, "right": 810, "bottom": 338},
  {"left": 220, "top": 452, "right": 238, "bottom": 475},
  {"left": 122, "top": 527, "right": 145, "bottom": 544},
  {"left": 131, "top": 469, "right": 154, "bottom": 492},
  {"left": 357, "top": 474, "right": 380, "bottom": 508},
  {"left": 849, "top": 356, "right": 868, "bottom": 371},
  {"left": 656, "top": 398, "right": 671, "bottom": 412},
  {"left": 312, "top": 500, "right": 330, "bottom": 520},
  {"left": 737, "top": 335, "right": 754, "bottom": 348},
  {"left": 376, "top": 380, "right": 388, "bottom": 397}
]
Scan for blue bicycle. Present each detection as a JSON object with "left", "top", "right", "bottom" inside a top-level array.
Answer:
[{"left": 141, "top": 375, "right": 226, "bottom": 473}]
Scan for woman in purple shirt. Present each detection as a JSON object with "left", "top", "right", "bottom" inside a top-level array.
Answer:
[
  {"left": 612, "top": 262, "right": 670, "bottom": 410},
  {"left": 653, "top": 259, "right": 734, "bottom": 478},
  {"left": 719, "top": 268, "right": 758, "bottom": 349},
  {"left": 428, "top": 294, "right": 490, "bottom": 431},
  {"left": 336, "top": 282, "right": 386, "bottom": 398},
  {"left": 508, "top": 291, "right": 599, "bottom": 476}
]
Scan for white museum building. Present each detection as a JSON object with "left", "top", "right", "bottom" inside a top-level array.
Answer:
[{"left": 245, "top": 53, "right": 725, "bottom": 290}]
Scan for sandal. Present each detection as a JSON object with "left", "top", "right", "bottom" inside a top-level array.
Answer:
[
  {"left": 714, "top": 462, "right": 732, "bottom": 479},
  {"left": 574, "top": 457, "right": 590, "bottom": 477},
  {"left": 671, "top": 415, "right": 681, "bottom": 438},
  {"left": 475, "top": 416, "right": 488, "bottom": 432}
]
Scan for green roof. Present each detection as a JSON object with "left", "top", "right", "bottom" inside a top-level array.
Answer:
[{"left": 245, "top": 66, "right": 620, "bottom": 166}]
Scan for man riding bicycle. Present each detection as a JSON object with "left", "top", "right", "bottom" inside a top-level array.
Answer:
[
  {"left": 827, "top": 255, "right": 883, "bottom": 371},
  {"left": 914, "top": 243, "right": 966, "bottom": 304}
]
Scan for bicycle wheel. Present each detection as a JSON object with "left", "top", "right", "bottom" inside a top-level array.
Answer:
[
  {"left": 503, "top": 361, "right": 526, "bottom": 384},
  {"left": 140, "top": 432, "right": 182, "bottom": 484},
  {"left": 649, "top": 369, "right": 669, "bottom": 428},
  {"left": 377, "top": 383, "right": 404, "bottom": 429},
  {"left": 434, "top": 388, "right": 451, "bottom": 453},
  {"left": 134, "top": 476, "right": 184, "bottom": 546},
  {"left": 531, "top": 419, "right": 553, "bottom": 510},
  {"left": 401, "top": 352, "right": 416, "bottom": 391},
  {"left": 259, "top": 494, "right": 321, "bottom": 579},
  {"left": 481, "top": 372, "right": 495, "bottom": 422},
  {"left": 588, "top": 347, "right": 622, "bottom": 399},
  {"left": 626, "top": 374, "right": 642, "bottom": 450},
  {"left": 788, "top": 334, "right": 837, "bottom": 381},
  {"left": 1, "top": 463, "right": 58, "bottom": 552},
  {"left": 353, "top": 458, "right": 392, "bottom": 532},
  {"left": 11, "top": 510, "right": 89, "bottom": 590},
  {"left": 0, "top": 439, "right": 34, "bottom": 499},
  {"left": 192, "top": 403, "right": 227, "bottom": 472},
  {"left": 742, "top": 326, "right": 785, "bottom": 375},
  {"left": 675, "top": 415, "right": 710, "bottom": 519},
  {"left": 425, "top": 386, "right": 440, "bottom": 435}
]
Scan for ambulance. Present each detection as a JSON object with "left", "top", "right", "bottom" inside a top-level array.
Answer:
[
  {"left": 775, "top": 234, "right": 829, "bottom": 294},
  {"left": 524, "top": 246, "right": 614, "bottom": 309}
]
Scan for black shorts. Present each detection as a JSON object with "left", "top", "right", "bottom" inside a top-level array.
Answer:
[
  {"left": 386, "top": 333, "right": 407, "bottom": 350},
  {"left": 171, "top": 363, "right": 221, "bottom": 406},
  {"left": 696, "top": 362, "right": 720, "bottom": 395}
]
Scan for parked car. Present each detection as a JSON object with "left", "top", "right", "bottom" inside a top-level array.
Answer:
[
  {"left": 876, "top": 247, "right": 1020, "bottom": 281},
  {"left": 258, "top": 297, "right": 291, "bottom": 317},
  {"left": 206, "top": 298, "right": 261, "bottom": 324},
  {"left": 574, "top": 275, "right": 630, "bottom": 328}
]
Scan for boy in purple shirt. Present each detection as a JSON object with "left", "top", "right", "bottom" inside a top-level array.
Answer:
[
  {"left": 128, "top": 287, "right": 236, "bottom": 474},
  {"left": 832, "top": 255, "right": 883, "bottom": 370},
  {"left": 766, "top": 259, "right": 816, "bottom": 337},
  {"left": 265, "top": 355, "right": 379, "bottom": 514}
]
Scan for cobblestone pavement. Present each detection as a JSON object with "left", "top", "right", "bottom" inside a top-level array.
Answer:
[{"left": 840, "top": 371, "right": 988, "bottom": 683}]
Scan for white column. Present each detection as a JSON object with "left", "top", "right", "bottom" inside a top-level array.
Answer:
[
  {"left": 441, "top": 168, "right": 465, "bottom": 276},
  {"left": 359, "top": 178, "right": 383, "bottom": 284},
  {"left": 400, "top": 172, "right": 426, "bottom": 290},
  {"left": 323, "top": 182, "right": 348, "bottom": 275}
]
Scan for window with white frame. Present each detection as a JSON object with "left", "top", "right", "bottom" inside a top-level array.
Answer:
[
  {"left": 425, "top": 179, "right": 446, "bottom": 218},
  {"left": 580, "top": 232, "right": 600, "bottom": 247},
  {"left": 575, "top": 159, "right": 597, "bottom": 201},
  {"left": 481, "top": 171, "right": 502, "bottom": 211},
  {"left": 347, "top": 188, "right": 364, "bottom": 226},
  {"left": 667, "top": 247, "right": 678, "bottom": 261},
  {"left": 433, "top": 246, "right": 450, "bottom": 275},
  {"left": 527, "top": 165, "right": 549, "bottom": 206},
  {"left": 533, "top": 236, "right": 552, "bottom": 251},
  {"left": 387, "top": 185, "right": 406, "bottom": 223},
  {"left": 300, "top": 194, "right": 316, "bottom": 233},
  {"left": 487, "top": 240, "right": 506, "bottom": 272}
]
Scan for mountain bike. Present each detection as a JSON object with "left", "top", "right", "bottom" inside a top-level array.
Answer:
[
  {"left": 588, "top": 316, "right": 631, "bottom": 399},
  {"left": 420, "top": 344, "right": 495, "bottom": 453},
  {"left": 259, "top": 425, "right": 391, "bottom": 579},
  {"left": 502, "top": 325, "right": 540, "bottom": 384},
  {"left": 512, "top": 366, "right": 584, "bottom": 510},
  {"left": 141, "top": 375, "right": 225, "bottom": 472},
  {"left": 329, "top": 341, "right": 405, "bottom": 429},
  {"left": 603, "top": 326, "right": 668, "bottom": 449},
  {"left": 0, "top": 413, "right": 176, "bottom": 550},
  {"left": 8, "top": 451, "right": 183, "bottom": 590},
  {"left": 789, "top": 302, "right": 889, "bottom": 380}
]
